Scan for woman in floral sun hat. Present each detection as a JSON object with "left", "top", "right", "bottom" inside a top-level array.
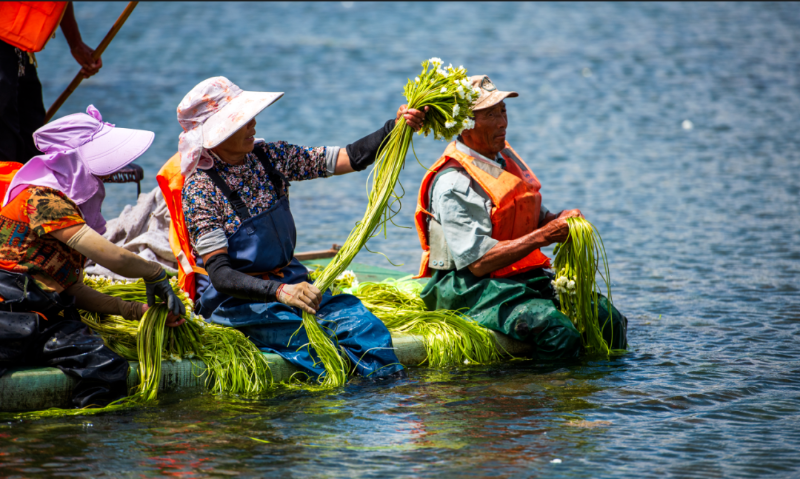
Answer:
[{"left": 178, "top": 76, "right": 426, "bottom": 380}]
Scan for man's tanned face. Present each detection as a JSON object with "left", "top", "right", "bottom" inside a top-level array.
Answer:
[{"left": 461, "top": 101, "right": 508, "bottom": 158}]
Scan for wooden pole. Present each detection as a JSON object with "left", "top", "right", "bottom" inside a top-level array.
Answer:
[{"left": 44, "top": 1, "right": 139, "bottom": 123}]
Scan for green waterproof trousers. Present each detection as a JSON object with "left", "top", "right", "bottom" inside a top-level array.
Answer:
[{"left": 420, "top": 268, "right": 627, "bottom": 359}]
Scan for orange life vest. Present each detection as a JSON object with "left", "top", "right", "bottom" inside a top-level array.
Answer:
[
  {"left": 0, "top": 2, "right": 68, "bottom": 52},
  {"left": 414, "top": 141, "right": 551, "bottom": 279},
  {"left": 156, "top": 153, "right": 207, "bottom": 300},
  {"left": 0, "top": 162, "right": 23, "bottom": 202}
]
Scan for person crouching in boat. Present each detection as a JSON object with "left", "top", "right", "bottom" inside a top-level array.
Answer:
[
  {"left": 414, "top": 75, "right": 627, "bottom": 358},
  {"left": 178, "top": 77, "right": 426, "bottom": 380},
  {"left": 0, "top": 106, "right": 185, "bottom": 407}
]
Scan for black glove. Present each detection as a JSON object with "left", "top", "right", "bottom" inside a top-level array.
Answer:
[
  {"left": 205, "top": 253, "right": 281, "bottom": 302},
  {"left": 345, "top": 119, "right": 396, "bottom": 171},
  {"left": 144, "top": 270, "right": 186, "bottom": 317}
]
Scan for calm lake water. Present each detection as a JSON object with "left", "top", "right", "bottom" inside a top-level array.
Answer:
[{"left": 3, "top": 1, "right": 800, "bottom": 477}]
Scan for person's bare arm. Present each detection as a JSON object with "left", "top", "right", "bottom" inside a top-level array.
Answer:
[
  {"left": 60, "top": 2, "right": 103, "bottom": 78},
  {"left": 467, "top": 209, "right": 583, "bottom": 277},
  {"left": 333, "top": 149, "right": 356, "bottom": 175}
]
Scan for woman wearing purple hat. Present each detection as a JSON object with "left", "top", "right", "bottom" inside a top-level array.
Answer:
[
  {"left": 178, "top": 77, "right": 426, "bottom": 381},
  {"left": 0, "top": 106, "right": 185, "bottom": 408}
]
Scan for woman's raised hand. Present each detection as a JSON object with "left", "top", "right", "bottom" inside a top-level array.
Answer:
[
  {"left": 396, "top": 105, "right": 428, "bottom": 132},
  {"left": 277, "top": 282, "right": 322, "bottom": 314}
]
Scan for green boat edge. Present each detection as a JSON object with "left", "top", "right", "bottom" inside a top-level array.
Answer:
[{"left": 0, "top": 260, "right": 533, "bottom": 412}]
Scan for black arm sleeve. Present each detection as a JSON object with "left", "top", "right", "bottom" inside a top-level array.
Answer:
[
  {"left": 345, "top": 119, "right": 396, "bottom": 171},
  {"left": 205, "top": 253, "right": 281, "bottom": 303}
]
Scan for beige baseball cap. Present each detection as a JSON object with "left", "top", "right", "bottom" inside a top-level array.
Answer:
[{"left": 469, "top": 75, "right": 518, "bottom": 111}]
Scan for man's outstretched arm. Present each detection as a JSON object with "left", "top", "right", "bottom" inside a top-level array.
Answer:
[{"left": 467, "top": 209, "right": 583, "bottom": 278}]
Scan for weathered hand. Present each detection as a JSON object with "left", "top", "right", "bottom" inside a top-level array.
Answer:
[
  {"left": 141, "top": 304, "right": 186, "bottom": 327},
  {"left": 278, "top": 282, "right": 322, "bottom": 315},
  {"left": 70, "top": 41, "right": 103, "bottom": 78},
  {"left": 396, "top": 104, "right": 428, "bottom": 132},
  {"left": 557, "top": 209, "right": 584, "bottom": 220},
  {"left": 542, "top": 217, "right": 571, "bottom": 245}
]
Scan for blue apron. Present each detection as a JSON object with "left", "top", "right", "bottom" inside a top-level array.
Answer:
[{"left": 195, "top": 150, "right": 402, "bottom": 380}]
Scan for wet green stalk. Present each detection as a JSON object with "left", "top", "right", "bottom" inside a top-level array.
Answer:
[{"left": 552, "top": 217, "right": 623, "bottom": 357}]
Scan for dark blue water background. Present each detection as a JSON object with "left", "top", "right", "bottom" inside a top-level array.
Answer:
[{"left": 2, "top": 2, "right": 799, "bottom": 477}]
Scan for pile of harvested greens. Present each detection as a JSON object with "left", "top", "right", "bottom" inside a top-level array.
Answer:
[
  {"left": 316, "top": 271, "right": 505, "bottom": 368},
  {"left": 81, "top": 275, "right": 274, "bottom": 397}
]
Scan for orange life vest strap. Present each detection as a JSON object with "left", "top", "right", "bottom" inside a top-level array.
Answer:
[{"left": 192, "top": 265, "right": 208, "bottom": 276}]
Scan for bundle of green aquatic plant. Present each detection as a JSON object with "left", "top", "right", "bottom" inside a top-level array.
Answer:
[
  {"left": 80, "top": 276, "right": 274, "bottom": 397},
  {"left": 314, "top": 273, "right": 504, "bottom": 367},
  {"left": 300, "top": 58, "right": 480, "bottom": 387},
  {"left": 552, "top": 217, "right": 622, "bottom": 357}
]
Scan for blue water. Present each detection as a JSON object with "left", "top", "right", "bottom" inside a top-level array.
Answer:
[{"left": 3, "top": 1, "right": 800, "bottom": 477}]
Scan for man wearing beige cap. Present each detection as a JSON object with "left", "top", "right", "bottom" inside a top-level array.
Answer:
[{"left": 413, "top": 75, "right": 627, "bottom": 358}]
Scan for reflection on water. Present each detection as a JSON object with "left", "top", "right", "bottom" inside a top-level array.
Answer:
[
  {"left": 0, "top": 363, "right": 617, "bottom": 477},
  {"left": 4, "top": 1, "right": 799, "bottom": 477}
]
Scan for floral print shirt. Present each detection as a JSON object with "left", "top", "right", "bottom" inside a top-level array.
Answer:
[
  {"left": 0, "top": 186, "right": 87, "bottom": 292},
  {"left": 182, "top": 141, "right": 331, "bottom": 248}
]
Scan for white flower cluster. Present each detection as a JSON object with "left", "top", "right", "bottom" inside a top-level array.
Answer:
[
  {"left": 552, "top": 275, "right": 577, "bottom": 295},
  {"left": 336, "top": 269, "right": 359, "bottom": 289},
  {"left": 428, "top": 58, "right": 481, "bottom": 137},
  {"left": 410, "top": 58, "right": 482, "bottom": 141},
  {"left": 454, "top": 77, "right": 479, "bottom": 100}
]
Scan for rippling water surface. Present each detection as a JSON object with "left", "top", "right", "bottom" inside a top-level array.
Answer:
[{"left": 3, "top": 2, "right": 799, "bottom": 477}]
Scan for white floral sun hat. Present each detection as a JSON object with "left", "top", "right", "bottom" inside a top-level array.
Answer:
[{"left": 177, "top": 76, "right": 283, "bottom": 177}]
